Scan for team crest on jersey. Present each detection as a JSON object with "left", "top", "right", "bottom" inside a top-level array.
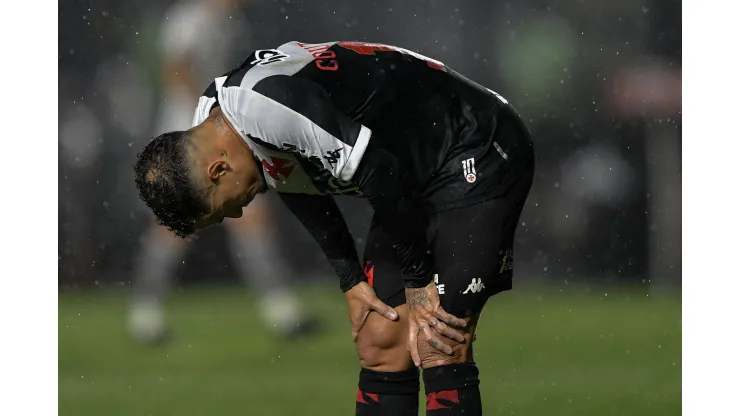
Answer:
[
  {"left": 261, "top": 156, "right": 294, "bottom": 181},
  {"left": 250, "top": 49, "right": 289, "bottom": 66},
  {"left": 462, "top": 157, "right": 477, "bottom": 183}
]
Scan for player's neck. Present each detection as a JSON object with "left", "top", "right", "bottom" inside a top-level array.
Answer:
[{"left": 199, "top": 108, "right": 255, "bottom": 163}]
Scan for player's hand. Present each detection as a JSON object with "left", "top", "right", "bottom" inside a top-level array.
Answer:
[
  {"left": 345, "top": 281, "right": 399, "bottom": 342},
  {"left": 406, "top": 280, "right": 467, "bottom": 367}
]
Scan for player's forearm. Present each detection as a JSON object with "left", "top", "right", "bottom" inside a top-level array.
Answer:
[
  {"left": 353, "top": 143, "right": 434, "bottom": 289},
  {"left": 278, "top": 193, "right": 364, "bottom": 292}
]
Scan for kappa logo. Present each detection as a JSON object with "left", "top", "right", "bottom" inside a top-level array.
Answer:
[
  {"left": 323, "top": 148, "right": 343, "bottom": 168},
  {"left": 261, "top": 157, "right": 294, "bottom": 181},
  {"left": 250, "top": 49, "right": 289, "bottom": 66},
  {"left": 463, "top": 278, "right": 485, "bottom": 294},
  {"left": 462, "top": 158, "right": 477, "bottom": 183}
]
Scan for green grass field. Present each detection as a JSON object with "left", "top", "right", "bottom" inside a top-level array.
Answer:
[{"left": 59, "top": 286, "right": 681, "bottom": 415}]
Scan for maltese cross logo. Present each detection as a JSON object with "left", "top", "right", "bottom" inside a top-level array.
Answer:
[
  {"left": 462, "top": 158, "right": 476, "bottom": 183},
  {"left": 261, "top": 157, "right": 294, "bottom": 181}
]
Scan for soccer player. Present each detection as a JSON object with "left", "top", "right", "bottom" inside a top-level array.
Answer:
[{"left": 134, "top": 41, "right": 534, "bottom": 415}]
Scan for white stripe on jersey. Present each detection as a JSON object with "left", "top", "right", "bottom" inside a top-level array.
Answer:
[{"left": 222, "top": 87, "right": 369, "bottom": 181}]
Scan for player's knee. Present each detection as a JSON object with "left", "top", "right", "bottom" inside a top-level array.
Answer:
[
  {"left": 419, "top": 317, "right": 478, "bottom": 369},
  {"left": 356, "top": 305, "right": 411, "bottom": 371}
]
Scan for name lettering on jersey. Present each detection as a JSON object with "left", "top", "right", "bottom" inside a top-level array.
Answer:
[
  {"left": 281, "top": 143, "right": 324, "bottom": 169},
  {"left": 279, "top": 142, "right": 362, "bottom": 196},
  {"left": 250, "top": 49, "right": 290, "bottom": 66},
  {"left": 462, "top": 157, "right": 477, "bottom": 183},
  {"left": 261, "top": 157, "right": 295, "bottom": 181},
  {"left": 297, "top": 42, "right": 338, "bottom": 71},
  {"left": 338, "top": 42, "right": 446, "bottom": 72}
]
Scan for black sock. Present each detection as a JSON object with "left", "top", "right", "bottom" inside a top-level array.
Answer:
[
  {"left": 356, "top": 367, "right": 419, "bottom": 416},
  {"left": 423, "top": 363, "right": 482, "bottom": 415}
]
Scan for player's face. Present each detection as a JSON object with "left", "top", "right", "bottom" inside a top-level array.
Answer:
[
  {"left": 194, "top": 156, "right": 265, "bottom": 231},
  {"left": 194, "top": 193, "right": 250, "bottom": 231}
]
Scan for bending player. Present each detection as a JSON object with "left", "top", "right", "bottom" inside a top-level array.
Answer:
[{"left": 133, "top": 41, "right": 534, "bottom": 415}]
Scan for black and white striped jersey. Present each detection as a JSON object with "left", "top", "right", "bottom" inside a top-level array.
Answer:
[
  {"left": 190, "top": 41, "right": 532, "bottom": 290},
  {"left": 192, "top": 40, "right": 525, "bottom": 211}
]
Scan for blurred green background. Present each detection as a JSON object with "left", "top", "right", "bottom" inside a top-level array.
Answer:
[{"left": 59, "top": 285, "right": 680, "bottom": 416}]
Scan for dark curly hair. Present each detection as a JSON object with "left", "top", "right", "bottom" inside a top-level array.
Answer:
[{"left": 133, "top": 131, "right": 209, "bottom": 238}]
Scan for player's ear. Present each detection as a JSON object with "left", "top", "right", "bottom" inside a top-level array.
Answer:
[{"left": 207, "top": 160, "right": 230, "bottom": 181}]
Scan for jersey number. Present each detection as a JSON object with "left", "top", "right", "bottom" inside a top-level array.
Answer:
[{"left": 337, "top": 42, "right": 446, "bottom": 71}]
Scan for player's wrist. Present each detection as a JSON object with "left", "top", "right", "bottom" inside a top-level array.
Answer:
[
  {"left": 402, "top": 273, "right": 434, "bottom": 289},
  {"left": 340, "top": 273, "right": 365, "bottom": 293}
]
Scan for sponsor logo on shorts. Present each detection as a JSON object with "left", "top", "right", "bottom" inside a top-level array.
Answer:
[
  {"left": 462, "top": 157, "right": 477, "bottom": 183},
  {"left": 463, "top": 278, "right": 486, "bottom": 294},
  {"left": 499, "top": 248, "right": 514, "bottom": 273},
  {"left": 434, "top": 274, "right": 445, "bottom": 295}
]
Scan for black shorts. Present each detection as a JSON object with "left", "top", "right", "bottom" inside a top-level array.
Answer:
[{"left": 362, "top": 152, "right": 534, "bottom": 318}]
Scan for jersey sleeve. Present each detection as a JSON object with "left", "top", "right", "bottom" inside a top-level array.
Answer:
[
  {"left": 191, "top": 77, "right": 224, "bottom": 127},
  {"left": 225, "top": 75, "right": 372, "bottom": 181},
  {"left": 278, "top": 192, "right": 364, "bottom": 292},
  {"left": 352, "top": 142, "right": 435, "bottom": 288}
]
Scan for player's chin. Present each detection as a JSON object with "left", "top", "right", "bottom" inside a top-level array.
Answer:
[
  {"left": 241, "top": 193, "right": 256, "bottom": 207},
  {"left": 225, "top": 209, "right": 244, "bottom": 219}
]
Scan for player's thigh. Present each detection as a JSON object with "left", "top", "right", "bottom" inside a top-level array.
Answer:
[
  {"left": 431, "top": 170, "right": 533, "bottom": 319},
  {"left": 417, "top": 172, "right": 533, "bottom": 368},
  {"left": 355, "top": 218, "right": 412, "bottom": 371}
]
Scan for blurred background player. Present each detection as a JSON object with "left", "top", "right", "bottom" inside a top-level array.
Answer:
[{"left": 128, "top": 0, "right": 318, "bottom": 343}]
